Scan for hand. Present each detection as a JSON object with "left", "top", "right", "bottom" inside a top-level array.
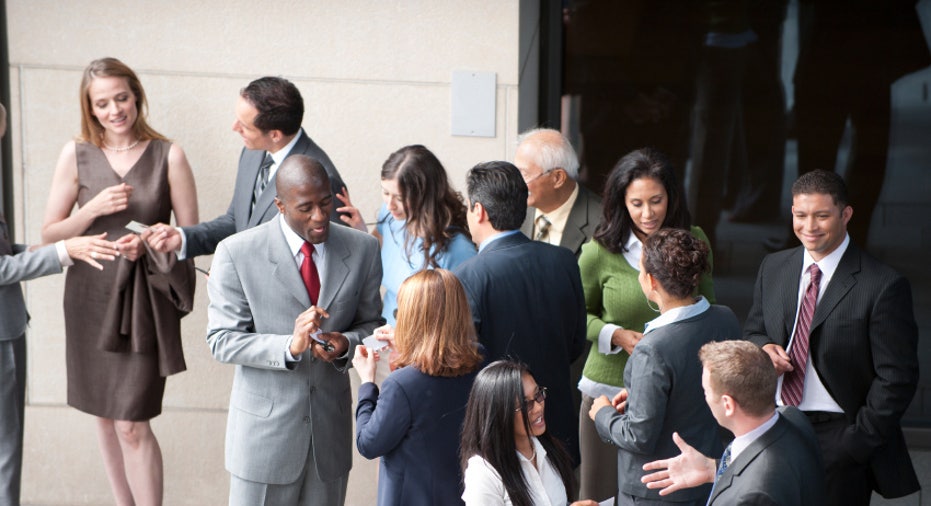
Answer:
[
  {"left": 142, "top": 222, "right": 182, "bottom": 253},
  {"left": 571, "top": 501, "right": 599, "bottom": 506},
  {"left": 351, "top": 345, "right": 378, "bottom": 383},
  {"left": 589, "top": 394, "right": 613, "bottom": 421},
  {"left": 334, "top": 186, "right": 368, "bottom": 232},
  {"left": 289, "top": 306, "right": 330, "bottom": 357},
  {"left": 114, "top": 233, "right": 145, "bottom": 261},
  {"left": 611, "top": 388, "right": 629, "bottom": 414},
  {"left": 63, "top": 233, "right": 120, "bottom": 270},
  {"left": 762, "top": 343, "right": 793, "bottom": 374},
  {"left": 642, "top": 432, "right": 716, "bottom": 495},
  {"left": 373, "top": 324, "right": 395, "bottom": 348},
  {"left": 612, "top": 329, "right": 643, "bottom": 355},
  {"left": 83, "top": 183, "right": 133, "bottom": 219},
  {"left": 312, "top": 332, "right": 349, "bottom": 362}
]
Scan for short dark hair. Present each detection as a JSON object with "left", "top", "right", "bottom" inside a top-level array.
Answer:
[
  {"left": 465, "top": 161, "right": 527, "bottom": 231},
  {"left": 699, "top": 341, "right": 776, "bottom": 418},
  {"left": 642, "top": 228, "right": 710, "bottom": 299},
  {"left": 593, "top": 148, "right": 691, "bottom": 254},
  {"left": 791, "top": 170, "right": 848, "bottom": 207},
  {"left": 241, "top": 76, "right": 304, "bottom": 135}
]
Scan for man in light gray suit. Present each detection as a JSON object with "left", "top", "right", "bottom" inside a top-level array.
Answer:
[
  {"left": 642, "top": 340, "right": 826, "bottom": 505},
  {"left": 206, "top": 155, "right": 383, "bottom": 505},
  {"left": 516, "top": 128, "right": 601, "bottom": 258},
  {"left": 1, "top": 209, "right": 118, "bottom": 505},
  {"left": 146, "top": 76, "right": 346, "bottom": 258}
]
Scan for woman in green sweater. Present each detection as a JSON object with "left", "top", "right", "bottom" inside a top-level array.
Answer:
[{"left": 577, "top": 148, "right": 715, "bottom": 501}]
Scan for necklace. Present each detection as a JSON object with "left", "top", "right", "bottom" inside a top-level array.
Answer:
[{"left": 102, "top": 139, "right": 140, "bottom": 152}]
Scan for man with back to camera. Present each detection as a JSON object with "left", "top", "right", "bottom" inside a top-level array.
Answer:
[
  {"left": 516, "top": 128, "right": 601, "bottom": 258},
  {"left": 453, "top": 161, "right": 586, "bottom": 467},
  {"left": 744, "top": 169, "right": 919, "bottom": 505},
  {"left": 205, "top": 155, "right": 383, "bottom": 505},
  {"left": 145, "top": 76, "right": 346, "bottom": 258},
  {"left": 641, "top": 340, "right": 826, "bottom": 505}
]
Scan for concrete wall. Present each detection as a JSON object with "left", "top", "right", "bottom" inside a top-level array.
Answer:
[{"left": 5, "top": 1, "right": 521, "bottom": 504}]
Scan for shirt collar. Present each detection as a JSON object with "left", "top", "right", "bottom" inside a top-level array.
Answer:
[
  {"left": 278, "top": 214, "right": 327, "bottom": 258},
  {"left": 533, "top": 182, "right": 579, "bottom": 226},
  {"left": 478, "top": 229, "right": 522, "bottom": 252},
  {"left": 268, "top": 129, "right": 304, "bottom": 175},
  {"left": 643, "top": 296, "right": 710, "bottom": 334},
  {"left": 622, "top": 233, "right": 644, "bottom": 270},
  {"left": 730, "top": 411, "right": 780, "bottom": 463},
  {"left": 802, "top": 233, "right": 849, "bottom": 282}
]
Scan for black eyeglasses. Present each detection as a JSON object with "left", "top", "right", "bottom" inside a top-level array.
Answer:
[{"left": 515, "top": 387, "right": 547, "bottom": 412}]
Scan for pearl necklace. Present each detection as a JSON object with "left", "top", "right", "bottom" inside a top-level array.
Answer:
[{"left": 102, "top": 139, "right": 140, "bottom": 152}]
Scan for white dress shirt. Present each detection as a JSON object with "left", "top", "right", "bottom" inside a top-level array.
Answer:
[
  {"left": 462, "top": 436, "right": 568, "bottom": 506},
  {"left": 775, "top": 234, "right": 849, "bottom": 413}
]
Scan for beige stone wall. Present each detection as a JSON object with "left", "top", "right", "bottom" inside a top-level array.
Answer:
[{"left": 6, "top": 1, "right": 520, "bottom": 504}]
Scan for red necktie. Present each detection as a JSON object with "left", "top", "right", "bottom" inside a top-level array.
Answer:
[
  {"left": 782, "top": 263, "right": 822, "bottom": 406},
  {"left": 300, "top": 242, "right": 321, "bottom": 305}
]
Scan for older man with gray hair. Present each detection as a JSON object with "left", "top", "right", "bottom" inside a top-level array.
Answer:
[{"left": 516, "top": 128, "right": 601, "bottom": 258}]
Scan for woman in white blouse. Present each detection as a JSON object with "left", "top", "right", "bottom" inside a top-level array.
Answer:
[{"left": 460, "top": 360, "right": 597, "bottom": 506}]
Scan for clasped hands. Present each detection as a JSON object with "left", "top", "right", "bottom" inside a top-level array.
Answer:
[
  {"left": 589, "top": 388, "right": 629, "bottom": 421},
  {"left": 290, "top": 306, "right": 348, "bottom": 362}
]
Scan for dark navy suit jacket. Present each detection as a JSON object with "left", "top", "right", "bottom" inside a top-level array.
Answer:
[
  {"left": 355, "top": 359, "right": 482, "bottom": 506},
  {"left": 454, "top": 232, "right": 586, "bottom": 465}
]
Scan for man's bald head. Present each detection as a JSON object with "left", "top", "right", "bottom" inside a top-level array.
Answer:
[
  {"left": 275, "top": 155, "right": 334, "bottom": 244},
  {"left": 276, "top": 155, "right": 330, "bottom": 198}
]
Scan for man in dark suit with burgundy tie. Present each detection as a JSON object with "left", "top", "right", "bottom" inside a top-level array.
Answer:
[{"left": 744, "top": 170, "right": 919, "bottom": 505}]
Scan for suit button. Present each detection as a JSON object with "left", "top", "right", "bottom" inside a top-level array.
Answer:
[
  {"left": 309, "top": 386, "right": 317, "bottom": 394},
  {"left": 303, "top": 416, "right": 311, "bottom": 424}
]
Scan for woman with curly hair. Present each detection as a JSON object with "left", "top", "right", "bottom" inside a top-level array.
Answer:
[{"left": 588, "top": 228, "right": 740, "bottom": 505}]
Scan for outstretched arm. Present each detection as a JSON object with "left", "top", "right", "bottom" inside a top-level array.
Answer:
[{"left": 641, "top": 432, "right": 716, "bottom": 496}]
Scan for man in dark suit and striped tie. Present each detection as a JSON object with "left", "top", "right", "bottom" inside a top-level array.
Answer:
[{"left": 744, "top": 170, "right": 919, "bottom": 505}]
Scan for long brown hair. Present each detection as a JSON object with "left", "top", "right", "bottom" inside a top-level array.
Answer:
[
  {"left": 381, "top": 145, "right": 470, "bottom": 268},
  {"left": 390, "top": 269, "right": 482, "bottom": 376},
  {"left": 78, "top": 57, "right": 167, "bottom": 147}
]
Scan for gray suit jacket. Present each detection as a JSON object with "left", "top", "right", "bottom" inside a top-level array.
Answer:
[
  {"left": 709, "top": 407, "right": 826, "bottom": 506},
  {"left": 595, "top": 305, "right": 739, "bottom": 503},
  {"left": 206, "top": 215, "right": 384, "bottom": 484},
  {"left": 1, "top": 219, "right": 63, "bottom": 341},
  {"left": 183, "top": 129, "right": 346, "bottom": 258},
  {"left": 520, "top": 184, "right": 602, "bottom": 258}
]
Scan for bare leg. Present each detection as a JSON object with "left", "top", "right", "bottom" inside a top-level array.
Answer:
[
  {"left": 95, "top": 417, "right": 135, "bottom": 506},
  {"left": 114, "top": 420, "right": 164, "bottom": 506}
]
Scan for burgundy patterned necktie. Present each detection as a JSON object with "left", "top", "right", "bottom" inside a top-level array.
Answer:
[
  {"left": 300, "top": 242, "right": 321, "bottom": 305},
  {"left": 782, "top": 263, "right": 822, "bottom": 406}
]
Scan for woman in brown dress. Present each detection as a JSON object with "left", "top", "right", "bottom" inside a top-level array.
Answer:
[{"left": 40, "top": 57, "right": 198, "bottom": 506}]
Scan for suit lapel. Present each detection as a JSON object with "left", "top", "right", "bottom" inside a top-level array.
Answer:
[
  {"left": 710, "top": 417, "right": 787, "bottom": 504},
  {"left": 247, "top": 132, "right": 313, "bottom": 228},
  {"left": 520, "top": 208, "right": 534, "bottom": 239},
  {"left": 267, "top": 217, "right": 313, "bottom": 308},
  {"left": 810, "top": 245, "right": 859, "bottom": 330},
  {"left": 560, "top": 191, "right": 590, "bottom": 253},
  {"left": 779, "top": 249, "right": 805, "bottom": 339},
  {"left": 316, "top": 226, "right": 350, "bottom": 311}
]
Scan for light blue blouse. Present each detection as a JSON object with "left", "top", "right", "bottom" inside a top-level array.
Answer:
[{"left": 376, "top": 204, "right": 476, "bottom": 325}]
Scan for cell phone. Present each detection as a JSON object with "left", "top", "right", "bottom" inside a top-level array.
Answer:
[
  {"left": 311, "top": 331, "right": 335, "bottom": 353},
  {"left": 125, "top": 220, "right": 149, "bottom": 234}
]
